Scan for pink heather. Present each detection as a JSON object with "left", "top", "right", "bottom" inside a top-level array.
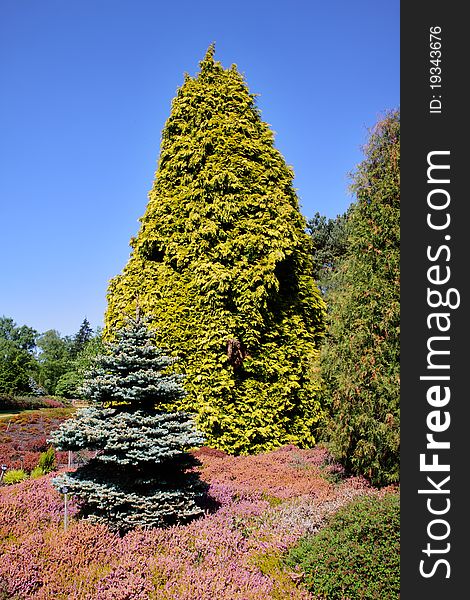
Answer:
[{"left": 0, "top": 445, "right": 377, "bottom": 599}]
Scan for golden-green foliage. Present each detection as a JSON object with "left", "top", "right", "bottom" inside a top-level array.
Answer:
[
  {"left": 2, "top": 469, "right": 28, "bottom": 485},
  {"left": 105, "top": 46, "right": 326, "bottom": 453}
]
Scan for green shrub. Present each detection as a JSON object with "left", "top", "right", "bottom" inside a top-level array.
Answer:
[
  {"left": 37, "top": 446, "right": 56, "bottom": 474},
  {"left": 285, "top": 493, "right": 400, "bottom": 599},
  {"left": 2, "top": 469, "right": 28, "bottom": 485},
  {"left": 30, "top": 466, "right": 46, "bottom": 479}
]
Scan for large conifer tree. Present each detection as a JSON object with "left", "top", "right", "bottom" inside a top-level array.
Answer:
[
  {"left": 320, "top": 111, "right": 400, "bottom": 486},
  {"left": 105, "top": 46, "right": 326, "bottom": 454},
  {"left": 49, "top": 316, "right": 205, "bottom": 533}
]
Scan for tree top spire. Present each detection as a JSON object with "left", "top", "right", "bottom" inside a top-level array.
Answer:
[{"left": 199, "top": 42, "right": 216, "bottom": 70}]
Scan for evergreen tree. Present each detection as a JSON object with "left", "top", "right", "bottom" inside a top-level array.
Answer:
[
  {"left": 49, "top": 316, "right": 205, "bottom": 533},
  {"left": 71, "top": 317, "right": 93, "bottom": 358},
  {"left": 320, "top": 111, "right": 400, "bottom": 486},
  {"left": 105, "top": 45, "right": 326, "bottom": 454},
  {"left": 307, "top": 210, "right": 350, "bottom": 296}
]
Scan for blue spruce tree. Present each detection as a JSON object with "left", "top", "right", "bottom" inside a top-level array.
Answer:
[{"left": 49, "top": 314, "right": 205, "bottom": 533}]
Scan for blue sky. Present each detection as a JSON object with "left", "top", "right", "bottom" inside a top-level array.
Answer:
[{"left": 0, "top": 0, "right": 399, "bottom": 337}]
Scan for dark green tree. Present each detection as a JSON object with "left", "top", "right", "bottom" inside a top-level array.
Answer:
[
  {"left": 36, "top": 329, "right": 71, "bottom": 394},
  {"left": 0, "top": 317, "right": 37, "bottom": 352},
  {"left": 0, "top": 316, "right": 38, "bottom": 394},
  {"left": 307, "top": 210, "right": 350, "bottom": 296},
  {"left": 0, "top": 342, "right": 35, "bottom": 395},
  {"left": 70, "top": 317, "right": 93, "bottom": 358},
  {"left": 55, "top": 327, "right": 104, "bottom": 399},
  {"left": 320, "top": 110, "right": 400, "bottom": 486},
  {"left": 105, "top": 45, "right": 326, "bottom": 454},
  {"left": 49, "top": 316, "right": 205, "bottom": 533}
]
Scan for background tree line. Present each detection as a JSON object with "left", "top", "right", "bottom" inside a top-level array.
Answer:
[{"left": 0, "top": 316, "right": 103, "bottom": 398}]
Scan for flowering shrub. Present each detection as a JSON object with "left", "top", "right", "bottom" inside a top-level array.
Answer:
[
  {"left": 0, "top": 395, "right": 67, "bottom": 411},
  {"left": 19, "top": 451, "right": 40, "bottom": 472},
  {"left": 0, "top": 445, "right": 386, "bottom": 599},
  {"left": 42, "top": 398, "right": 67, "bottom": 409},
  {"left": 0, "top": 409, "right": 73, "bottom": 472},
  {"left": 23, "top": 436, "right": 48, "bottom": 452},
  {"left": 0, "top": 475, "right": 78, "bottom": 537},
  {"left": 194, "top": 444, "right": 348, "bottom": 501}
]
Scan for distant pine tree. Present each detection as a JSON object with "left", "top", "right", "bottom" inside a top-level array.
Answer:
[
  {"left": 71, "top": 317, "right": 93, "bottom": 357},
  {"left": 49, "top": 315, "right": 205, "bottom": 533},
  {"left": 105, "top": 45, "right": 326, "bottom": 454},
  {"left": 307, "top": 210, "right": 350, "bottom": 296}
]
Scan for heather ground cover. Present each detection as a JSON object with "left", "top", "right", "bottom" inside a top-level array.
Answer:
[
  {"left": 0, "top": 443, "right": 393, "bottom": 599},
  {"left": 0, "top": 408, "right": 74, "bottom": 472},
  {"left": 0, "top": 396, "right": 67, "bottom": 413}
]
